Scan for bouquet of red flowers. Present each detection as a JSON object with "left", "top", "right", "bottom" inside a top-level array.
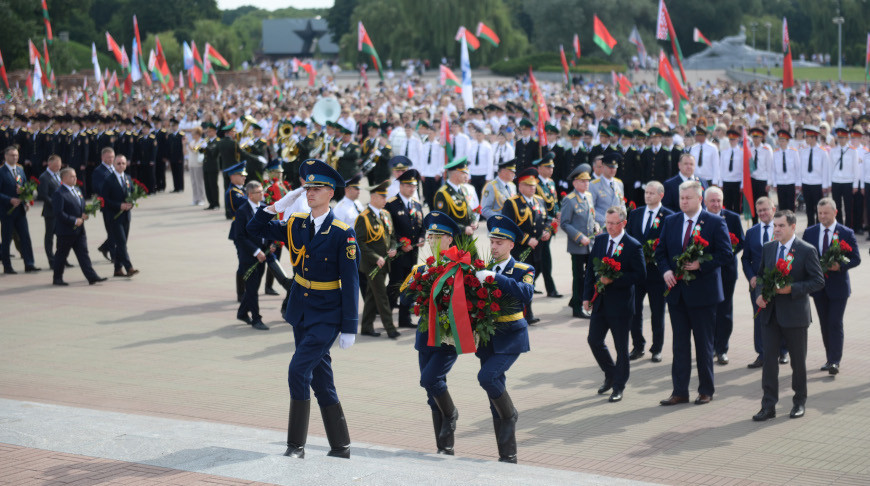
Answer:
[
  {"left": 643, "top": 238, "right": 660, "bottom": 266},
  {"left": 549, "top": 220, "right": 559, "bottom": 235},
  {"left": 664, "top": 227, "right": 713, "bottom": 296},
  {"left": 589, "top": 256, "right": 622, "bottom": 303},
  {"left": 368, "top": 237, "right": 413, "bottom": 279},
  {"left": 755, "top": 253, "right": 795, "bottom": 318},
  {"left": 84, "top": 196, "right": 105, "bottom": 217},
  {"left": 729, "top": 232, "right": 740, "bottom": 252},
  {"left": 7, "top": 176, "right": 39, "bottom": 215},
  {"left": 819, "top": 232, "right": 852, "bottom": 277},
  {"left": 403, "top": 238, "right": 518, "bottom": 353},
  {"left": 115, "top": 178, "right": 149, "bottom": 219}
]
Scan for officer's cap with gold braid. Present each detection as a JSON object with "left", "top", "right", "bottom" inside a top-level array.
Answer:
[
  {"left": 397, "top": 168, "right": 420, "bottom": 186},
  {"left": 368, "top": 179, "right": 390, "bottom": 195},
  {"left": 222, "top": 161, "right": 247, "bottom": 176},
  {"left": 444, "top": 156, "right": 469, "bottom": 173},
  {"left": 423, "top": 211, "right": 459, "bottom": 236},
  {"left": 345, "top": 174, "right": 362, "bottom": 187},
  {"left": 487, "top": 215, "right": 522, "bottom": 242},
  {"left": 300, "top": 159, "right": 345, "bottom": 189},
  {"left": 515, "top": 167, "right": 539, "bottom": 186},
  {"left": 390, "top": 155, "right": 412, "bottom": 170},
  {"left": 498, "top": 158, "right": 517, "bottom": 172}
]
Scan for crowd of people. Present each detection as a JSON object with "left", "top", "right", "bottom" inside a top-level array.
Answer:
[{"left": 1, "top": 72, "right": 869, "bottom": 462}]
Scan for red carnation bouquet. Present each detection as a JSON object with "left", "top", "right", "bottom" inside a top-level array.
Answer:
[
  {"left": 115, "top": 178, "right": 149, "bottom": 219},
  {"left": 8, "top": 176, "right": 39, "bottom": 215},
  {"left": 84, "top": 196, "right": 105, "bottom": 217},
  {"left": 755, "top": 253, "right": 794, "bottom": 318},
  {"left": 368, "top": 237, "right": 414, "bottom": 279},
  {"left": 729, "top": 232, "right": 740, "bottom": 252},
  {"left": 590, "top": 256, "right": 622, "bottom": 303},
  {"left": 819, "top": 232, "right": 852, "bottom": 278},
  {"left": 664, "top": 226, "right": 713, "bottom": 296},
  {"left": 643, "top": 238, "right": 660, "bottom": 266}
]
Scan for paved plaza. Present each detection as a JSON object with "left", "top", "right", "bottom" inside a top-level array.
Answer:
[{"left": 2, "top": 180, "right": 870, "bottom": 485}]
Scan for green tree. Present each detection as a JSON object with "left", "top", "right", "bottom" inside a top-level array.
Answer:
[
  {"left": 326, "top": 0, "right": 357, "bottom": 42},
  {"left": 190, "top": 19, "right": 242, "bottom": 69},
  {"left": 0, "top": 0, "right": 41, "bottom": 71},
  {"left": 142, "top": 31, "right": 182, "bottom": 73}
]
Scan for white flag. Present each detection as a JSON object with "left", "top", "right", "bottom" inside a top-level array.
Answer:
[
  {"left": 91, "top": 42, "right": 101, "bottom": 83},
  {"left": 459, "top": 34, "right": 474, "bottom": 109},
  {"left": 33, "top": 61, "right": 44, "bottom": 101}
]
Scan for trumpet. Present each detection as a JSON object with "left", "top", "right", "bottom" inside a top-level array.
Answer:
[
  {"left": 309, "top": 134, "right": 326, "bottom": 159},
  {"left": 277, "top": 122, "right": 294, "bottom": 143},
  {"left": 236, "top": 114, "right": 257, "bottom": 143},
  {"left": 281, "top": 137, "right": 299, "bottom": 162}
]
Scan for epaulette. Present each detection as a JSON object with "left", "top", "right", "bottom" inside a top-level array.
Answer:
[
  {"left": 614, "top": 177, "right": 622, "bottom": 182},
  {"left": 387, "top": 196, "right": 398, "bottom": 203},
  {"left": 290, "top": 212, "right": 309, "bottom": 219},
  {"left": 331, "top": 219, "right": 350, "bottom": 230},
  {"left": 563, "top": 193, "right": 577, "bottom": 200},
  {"left": 513, "top": 262, "right": 531, "bottom": 270},
  {"left": 148, "top": 134, "right": 156, "bottom": 139},
  {"left": 590, "top": 179, "right": 602, "bottom": 184}
]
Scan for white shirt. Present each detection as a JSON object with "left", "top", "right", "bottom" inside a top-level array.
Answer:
[
  {"left": 778, "top": 235, "right": 796, "bottom": 259},
  {"left": 419, "top": 141, "right": 445, "bottom": 178},
  {"left": 492, "top": 258, "right": 510, "bottom": 274},
  {"left": 606, "top": 230, "right": 625, "bottom": 256},
  {"left": 333, "top": 196, "right": 364, "bottom": 227},
  {"left": 689, "top": 141, "right": 721, "bottom": 185},
  {"left": 818, "top": 222, "right": 838, "bottom": 253},
  {"left": 749, "top": 143, "right": 772, "bottom": 181},
  {"left": 830, "top": 144, "right": 860, "bottom": 187},
  {"left": 682, "top": 209, "right": 702, "bottom": 240},
  {"left": 641, "top": 204, "right": 661, "bottom": 232},
  {"left": 367, "top": 203, "right": 382, "bottom": 220},
  {"left": 799, "top": 144, "right": 831, "bottom": 188},
  {"left": 718, "top": 144, "right": 744, "bottom": 183},
  {"left": 772, "top": 147, "right": 799, "bottom": 186},
  {"left": 468, "top": 139, "right": 494, "bottom": 177},
  {"left": 757, "top": 221, "right": 773, "bottom": 246},
  {"left": 113, "top": 169, "right": 126, "bottom": 189}
]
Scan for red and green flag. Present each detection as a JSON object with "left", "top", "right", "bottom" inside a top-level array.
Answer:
[
  {"left": 271, "top": 70, "right": 282, "bottom": 100},
  {"left": 205, "top": 43, "right": 229, "bottom": 69},
  {"left": 105, "top": 32, "right": 127, "bottom": 68},
  {"left": 0, "top": 48, "right": 8, "bottom": 92},
  {"left": 28, "top": 39, "right": 43, "bottom": 66},
  {"left": 42, "top": 39, "right": 53, "bottom": 89},
  {"left": 455, "top": 26, "right": 480, "bottom": 51},
  {"left": 593, "top": 15, "right": 617, "bottom": 55},
  {"left": 559, "top": 44, "right": 570, "bottom": 88},
  {"left": 41, "top": 0, "right": 53, "bottom": 44},
  {"left": 657, "top": 50, "right": 688, "bottom": 125},
  {"left": 529, "top": 66, "right": 550, "bottom": 146},
  {"left": 475, "top": 22, "right": 499, "bottom": 47},
  {"left": 615, "top": 72, "right": 632, "bottom": 96},
  {"left": 782, "top": 18, "right": 794, "bottom": 90},
  {"left": 573, "top": 33, "right": 581, "bottom": 60},
  {"left": 358, "top": 21, "right": 384, "bottom": 80},
  {"left": 133, "top": 15, "right": 151, "bottom": 86},
  {"left": 656, "top": 0, "right": 687, "bottom": 84},
  {"left": 693, "top": 27, "right": 712, "bottom": 47},
  {"left": 439, "top": 65, "right": 462, "bottom": 92},
  {"left": 154, "top": 36, "right": 174, "bottom": 92},
  {"left": 741, "top": 127, "right": 755, "bottom": 219},
  {"left": 440, "top": 110, "right": 452, "bottom": 162},
  {"left": 865, "top": 33, "right": 870, "bottom": 81}
]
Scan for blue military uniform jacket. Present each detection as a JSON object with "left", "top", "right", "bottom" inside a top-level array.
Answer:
[
  {"left": 802, "top": 223, "right": 861, "bottom": 299},
  {"left": 480, "top": 257, "right": 535, "bottom": 355},
  {"left": 226, "top": 184, "right": 247, "bottom": 240},
  {"left": 233, "top": 202, "right": 271, "bottom": 266},
  {"left": 247, "top": 208, "right": 360, "bottom": 335}
]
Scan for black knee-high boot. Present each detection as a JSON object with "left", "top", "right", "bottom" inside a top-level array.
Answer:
[
  {"left": 432, "top": 391, "right": 458, "bottom": 455},
  {"left": 490, "top": 391, "right": 517, "bottom": 463},
  {"left": 320, "top": 402, "right": 351, "bottom": 458},
  {"left": 283, "top": 399, "right": 310, "bottom": 458}
]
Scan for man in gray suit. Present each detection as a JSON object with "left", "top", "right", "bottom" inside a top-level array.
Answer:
[
  {"left": 753, "top": 210, "right": 825, "bottom": 421},
  {"left": 560, "top": 164, "right": 598, "bottom": 318}
]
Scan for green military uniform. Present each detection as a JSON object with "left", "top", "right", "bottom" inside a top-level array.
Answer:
[
  {"left": 355, "top": 180, "right": 398, "bottom": 336},
  {"left": 201, "top": 125, "right": 222, "bottom": 210},
  {"left": 532, "top": 157, "right": 561, "bottom": 297},
  {"left": 243, "top": 136, "right": 269, "bottom": 183},
  {"left": 361, "top": 134, "right": 392, "bottom": 186},
  {"left": 432, "top": 157, "right": 476, "bottom": 234}
]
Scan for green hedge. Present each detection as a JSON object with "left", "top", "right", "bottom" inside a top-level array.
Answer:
[{"left": 490, "top": 52, "right": 625, "bottom": 75}]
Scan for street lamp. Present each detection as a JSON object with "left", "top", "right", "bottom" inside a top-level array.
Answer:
[
  {"left": 750, "top": 22, "right": 758, "bottom": 50},
  {"left": 764, "top": 22, "right": 772, "bottom": 52},
  {"left": 833, "top": 16, "right": 844, "bottom": 82}
]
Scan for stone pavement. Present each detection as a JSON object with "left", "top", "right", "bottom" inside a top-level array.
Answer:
[{"left": 2, "top": 179, "right": 870, "bottom": 485}]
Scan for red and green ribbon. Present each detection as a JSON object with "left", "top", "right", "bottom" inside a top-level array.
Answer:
[{"left": 427, "top": 246, "right": 476, "bottom": 354}]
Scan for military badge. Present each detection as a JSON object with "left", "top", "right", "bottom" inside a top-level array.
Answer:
[
  {"left": 523, "top": 274, "right": 534, "bottom": 284},
  {"left": 437, "top": 201, "right": 444, "bottom": 209},
  {"left": 347, "top": 236, "right": 356, "bottom": 244},
  {"left": 346, "top": 245, "right": 357, "bottom": 259}
]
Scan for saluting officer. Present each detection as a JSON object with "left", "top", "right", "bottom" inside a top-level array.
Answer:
[
  {"left": 385, "top": 169, "right": 425, "bottom": 328},
  {"left": 246, "top": 159, "right": 359, "bottom": 460},
  {"left": 560, "top": 165, "right": 598, "bottom": 318},
  {"left": 590, "top": 152, "right": 626, "bottom": 226},
  {"left": 224, "top": 162, "right": 249, "bottom": 302},
  {"left": 433, "top": 157, "right": 478, "bottom": 236},
  {"left": 480, "top": 159, "right": 517, "bottom": 221}
]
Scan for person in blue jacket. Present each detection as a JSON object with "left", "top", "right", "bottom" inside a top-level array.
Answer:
[
  {"left": 473, "top": 215, "right": 534, "bottom": 463},
  {"left": 246, "top": 158, "right": 360, "bottom": 459}
]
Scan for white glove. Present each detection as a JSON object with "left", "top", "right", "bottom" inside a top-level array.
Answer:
[
  {"left": 339, "top": 333, "right": 355, "bottom": 349},
  {"left": 476, "top": 270, "right": 496, "bottom": 282},
  {"left": 273, "top": 188, "right": 300, "bottom": 214},
  {"left": 336, "top": 150, "right": 345, "bottom": 158},
  {"left": 634, "top": 181, "right": 641, "bottom": 189}
]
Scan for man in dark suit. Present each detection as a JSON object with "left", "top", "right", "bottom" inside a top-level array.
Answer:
[
  {"left": 168, "top": 118, "right": 185, "bottom": 193},
  {"left": 385, "top": 169, "right": 425, "bottom": 328},
  {"left": 626, "top": 181, "right": 673, "bottom": 362},
  {"left": 802, "top": 197, "right": 861, "bottom": 375},
  {"left": 37, "top": 154, "right": 65, "bottom": 269},
  {"left": 234, "top": 181, "right": 271, "bottom": 331},
  {"left": 752, "top": 210, "right": 825, "bottom": 421},
  {"left": 583, "top": 205, "right": 646, "bottom": 402},
  {"left": 1, "top": 146, "right": 40, "bottom": 274},
  {"left": 704, "top": 186, "right": 744, "bottom": 365},
  {"left": 50, "top": 168, "right": 106, "bottom": 286},
  {"left": 92, "top": 147, "right": 117, "bottom": 263},
  {"left": 102, "top": 155, "right": 139, "bottom": 278},
  {"left": 514, "top": 119, "right": 539, "bottom": 170},
  {"left": 662, "top": 153, "right": 707, "bottom": 213},
  {"left": 655, "top": 179, "right": 732, "bottom": 406},
  {"left": 742, "top": 197, "right": 789, "bottom": 368}
]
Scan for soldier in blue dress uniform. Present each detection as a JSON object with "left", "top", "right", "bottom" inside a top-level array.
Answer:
[
  {"left": 473, "top": 215, "right": 534, "bottom": 463},
  {"left": 246, "top": 159, "right": 360, "bottom": 460},
  {"left": 402, "top": 211, "right": 461, "bottom": 455},
  {"left": 224, "top": 162, "right": 249, "bottom": 302}
]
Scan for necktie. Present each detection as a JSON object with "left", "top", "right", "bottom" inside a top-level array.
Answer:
[
  {"left": 644, "top": 210, "right": 654, "bottom": 235},
  {"left": 494, "top": 265, "right": 501, "bottom": 274},
  {"left": 697, "top": 146, "right": 703, "bottom": 167},
  {"left": 683, "top": 219, "right": 694, "bottom": 250},
  {"left": 782, "top": 152, "right": 787, "bottom": 173},
  {"left": 308, "top": 218, "right": 315, "bottom": 240},
  {"left": 729, "top": 150, "right": 734, "bottom": 172},
  {"left": 762, "top": 225, "right": 770, "bottom": 244},
  {"left": 823, "top": 228, "right": 830, "bottom": 254},
  {"left": 808, "top": 148, "right": 814, "bottom": 173},
  {"left": 839, "top": 148, "right": 845, "bottom": 171},
  {"left": 607, "top": 239, "right": 615, "bottom": 257},
  {"left": 779, "top": 245, "right": 786, "bottom": 262},
  {"left": 475, "top": 145, "right": 480, "bottom": 165},
  {"left": 753, "top": 149, "right": 758, "bottom": 172},
  {"left": 427, "top": 144, "right": 432, "bottom": 164},
  {"left": 404, "top": 140, "right": 409, "bottom": 156}
]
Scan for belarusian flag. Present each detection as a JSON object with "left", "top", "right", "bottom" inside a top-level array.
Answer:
[
  {"left": 573, "top": 33, "right": 581, "bottom": 60},
  {"left": 407, "top": 83, "right": 415, "bottom": 99},
  {"left": 28, "top": 39, "right": 43, "bottom": 66},
  {"left": 154, "top": 36, "right": 174, "bottom": 91},
  {"left": 475, "top": 22, "right": 499, "bottom": 47},
  {"left": 105, "top": 32, "right": 127, "bottom": 67},
  {"left": 271, "top": 70, "right": 282, "bottom": 101},
  {"left": 133, "top": 15, "right": 151, "bottom": 86},
  {"left": 657, "top": 50, "right": 688, "bottom": 124},
  {"left": 439, "top": 65, "right": 462, "bottom": 92},
  {"left": 205, "top": 43, "right": 229, "bottom": 69},
  {"left": 741, "top": 127, "right": 755, "bottom": 219},
  {"left": 593, "top": 15, "right": 617, "bottom": 55},
  {"left": 440, "top": 111, "right": 452, "bottom": 162},
  {"left": 41, "top": 0, "right": 53, "bottom": 44},
  {"left": 865, "top": 33, "right": 870, "bottom": 81},
  {"left": 191, "top": 41, "right": 205, "bottom": 84},
  {"left": 358, "top": 22, "right": 384, "bottom": 79},
  {"left": 782, "top": 18, "right": 794, "bottom": 90},
  {"left": 529, "top": 66, "right": 550, "bottom": 146},
  {"left": 0, "top": 48, "right": 9, "bottom": 91},
  {"left": 616, "top": 73, "right": 632, "bottom": 96},
  {"left": 42, "top": 39, "right": 52, "bottom": 89},
  {"left": 656, "top": 0, "right": 687, "bottom": 84},
  {"left": 456, "top": 26, "right": 480, "bottom": 51},
  {"left": 559, "top": 45, "right": 570, "bottom": 88},
  {"left": 693, "top": 27, "right": 712, "bottom": 47}
]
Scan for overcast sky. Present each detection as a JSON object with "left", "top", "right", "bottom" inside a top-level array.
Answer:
[{"left": 216, "top": 0, "right": 334, "bottom": 10}]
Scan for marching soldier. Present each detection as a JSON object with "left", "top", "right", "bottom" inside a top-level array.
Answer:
[
  {"left": 480, "top": 159, "right": 517, "bottom": 220},
  {"left": 560, "top": 165, "right": 598, "bottom": 318},
  {"left": 385, "top": 169, "right": 425, "bottom": 328},
  {"left": 224, "top": 162, "right": 249, "bottom": 302},
  {"left": 243, "top": 123, "right": 270, "bottom": 184},
  {"left": 246, "top": 159, "right": 359, "bottom": 460},
  {"left": 590, "top": 153, "right": 626, "bottom": 226},
  {"left": 334, "top": 125, "right": 360, "bottom": 201},
  {"left": 432, "top": 157, "right": 478, "bottom": 236},
  {"left": 356, "top": 179, "right": 400, "bottom": 339},
  {"left": 533, "top": 155, "right": 561, "bottom": 298}
]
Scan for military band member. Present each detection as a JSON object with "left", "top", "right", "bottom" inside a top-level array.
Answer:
[
  {"left": 243, "top": 123, "right": 270, "bottom": 184},
  {"left": 590, "top": 153, "right": 626, "bottom": 226},
  {"left": 334, "top": 125, "right": 360, "bottom": 201},
  {"left": 225, "top": 162, "right": 249, "bottom": 302},
  {"left": 561, "top": 165, "right": 598, "bottom": 318},
  {"left": 385, "top": 169, "right": 425, "bottom": 328},
  {"left": 433, "top": 157, "right": 478, "bottom": 236},
  {"left": 356, "top": 179, "right": 400, "bottom": 339},
  {"left": 201, "top": 123, "right": 222, "bottom": 210},
  {"left": 247, "top": 159, "right": 359, "bottom": 460},
  {"left": 799, "top": 125, "right": 831, "bottom": 227},
  {"left": 533, "top": 155, "right": 561, "bottom": 298},
  {"left": 361, "top": 122, "right": 392, "bottom": 186},
  {"left": 480, "top": 159, "right": 517, "bottom": 220},
  {"left": 472, "top": 215, "right": 534, "bottom": 463}
]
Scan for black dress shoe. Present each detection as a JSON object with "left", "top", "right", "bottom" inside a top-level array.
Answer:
[
  {"left": 533, "top": 289, "right": 543, "bottom": 294},
  {"left": 828, "top": 363, "right": 839, "bottom": 375},
  {"left": 694, "top": 394, "right": 713, "bottom": 405},
  {"left": 100, "top": 249, "right": 112, "bottom": 262},
  {"left": 597, "top": 379, "right": 613, "bottom": 395},
  {"left": 64, "top": 262, "right": 74, "bottom": 268},
  {"left": 264, "top": 288, "right": 280, "bottom": 296},
  {"left": 717, "top": 353, "right": 729, "bottom": 365},
  {"left": 387, "top": 330, "right": 401, "bottom": 339},
  {"left": 752, "top": 409, "right": 776, "bottom": 421},
  {"left": 629, "top": 348, "right": 645, "bottom": 360},
  {"left": 546, "top": 292, "right": 563, "bottom": 298},
  {"left": 820, "top": 363, "right": 831, "bottom": 371},
  {"left": 651, "top": 353, "right": 663, "bottom": 363},
  {"left": 237, "top": 314, "right": 253, "bottom": 325},
  {"left": 748, "top": 358, "right": 764, "bottom": 369},
  {"left": 528, "top": 317, "right": 541, "bottom": 325},
  {"left": 360, "top": 330, "right": 381, "bottom": 337},
  {"left": 660, "top": 395, "right": 689, "bottom": 406},
  {"left": 52, "top": 280, "right": 69, "bottom": 286},
  {"left": 24, "top": 266, "right": 41, "bottom": 273},
  {"left": 3, "top": 268, "right": 17, "bottom": 275},
  {"left": 250, "top": 319, "right": 270, "bottom": 331},
  {"left": 789, "top": 404, "right": 805, "bottom": 418},
  {"left": 88, "top": 277, "right": 107, "bottom": 285},
  {"left": 609, "top": 391, "right": 623, "bottom": 402},
  {"left": 779, "top": 355, "right": 789, "bottom": 365}
]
